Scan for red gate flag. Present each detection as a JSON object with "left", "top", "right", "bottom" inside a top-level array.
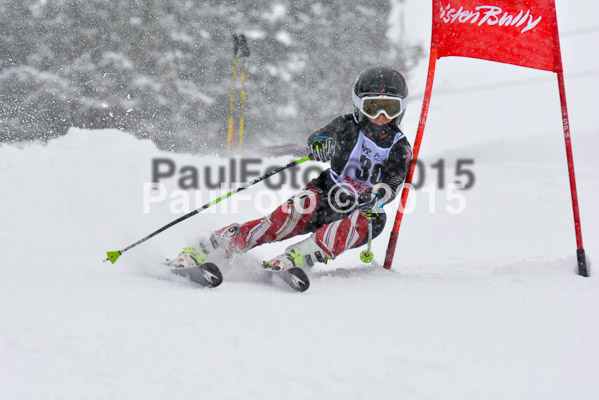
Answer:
[
  {"left": 432, "top": 0, "right": 558, "bottom": 71},
  {"left": 384, "top": 0, "right": 588, "bottom": 275}
]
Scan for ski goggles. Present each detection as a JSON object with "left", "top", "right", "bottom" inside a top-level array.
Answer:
[{"left": 352, "top": 92, "right": 407, "bottom": 119}]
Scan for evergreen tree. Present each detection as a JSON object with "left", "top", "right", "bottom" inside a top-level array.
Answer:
[{"left": 0, "top": 0, "right": 422, "bottom": 153}]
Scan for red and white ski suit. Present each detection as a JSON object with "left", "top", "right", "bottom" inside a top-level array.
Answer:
[{"left": 213, "top": 113, "right": 412, "bottom": 261}]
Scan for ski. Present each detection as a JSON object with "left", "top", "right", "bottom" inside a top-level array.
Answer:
[
  {"left": 281, "top": 267, "right": 310, "bottom": 292},
  {"left": 164, "top": 257, "right": 308, "bottom": 292},
  {"left": 265, "top": 266, "right": 310, "bottom": 293},
  {"left": 170, "top": 262, "right": 223, "bottom": 288}
]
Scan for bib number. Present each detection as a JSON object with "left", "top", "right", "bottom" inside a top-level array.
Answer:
[{"left": 355, "top": 155, "right": 384, "bottom": 184}]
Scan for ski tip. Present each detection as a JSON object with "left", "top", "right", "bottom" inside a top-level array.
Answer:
[
  {"left": 198, "top": 262, "right": 224, "bottom": 288},
  {"left": 287, "top": 267, "right": 310, "bottom": 293},
  {"left": 106, "top": 251, "right": 121, "bottom": 264}
]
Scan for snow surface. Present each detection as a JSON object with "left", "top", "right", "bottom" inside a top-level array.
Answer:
[
  {"left": 1, "top": 127, "right": 598, "bottom": 400},
  {"left": 2, "top": 0, "right": 599, "bottom": 398}
]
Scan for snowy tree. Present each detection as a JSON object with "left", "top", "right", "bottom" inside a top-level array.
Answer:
[{"left": 0, "top": 0, "right": 422, "bottom": 153}]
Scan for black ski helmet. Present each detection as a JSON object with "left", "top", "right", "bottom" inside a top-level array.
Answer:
[{"left": 352, "top": 65, "right": 408, "bottom": 125}]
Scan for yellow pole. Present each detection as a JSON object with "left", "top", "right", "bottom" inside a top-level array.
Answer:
[
  {"left": 238, "top": 56, "right": 247, "bottom": 152},
  {"left": 226, "top": 55, "right": 238, "bottom": 156},
  {"left": 227, "top": 35, "right": 239, "bottom": 157}
]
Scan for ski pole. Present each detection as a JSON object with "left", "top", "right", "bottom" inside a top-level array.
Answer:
[
  {"left": 360, "top": 211, "right": 374, "bottom": 263},
  {"left": 104, "top": 155, "right": 313, "bottom": 264}
]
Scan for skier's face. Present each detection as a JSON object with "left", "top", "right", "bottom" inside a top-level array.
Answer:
[{"left": 368, "top": 114, "right": 393, "bottom": 125}]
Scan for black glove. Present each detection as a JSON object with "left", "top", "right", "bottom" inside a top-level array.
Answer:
[
  {"left": 310, "top": 136, "right": 336, "bottom": 162},
  {"left": 357, "top": 190, "right": 381, "bottom": 216}
]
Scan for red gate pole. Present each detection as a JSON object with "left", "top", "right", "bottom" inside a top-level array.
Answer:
[
  {"left": 552, "top": 7, "right": 588, "bottom": 276},
  {"left": 384, "top": 48, "right": 438, "bottom": 270}
]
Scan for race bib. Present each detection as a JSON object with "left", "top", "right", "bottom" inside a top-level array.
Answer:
[{"left": 330, "top": 131, "right": 404, "bottom": 196}]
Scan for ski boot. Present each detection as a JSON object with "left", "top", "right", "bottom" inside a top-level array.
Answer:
[
  {"left": 262, "top": 236, "right": 328, "bottom": 292},
  {"left": 263, "top": 236, "right": 329, "bottom": 271},
  {"left": 168, "top": 245, "right": 223, "bottom": 288},
  {"left": 169, "top": 246, "right": 209, "bottom": 269}
]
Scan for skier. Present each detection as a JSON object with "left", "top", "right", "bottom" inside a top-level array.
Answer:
[{"left": 172, "top": 65, "right": 413, "bottom": 274}]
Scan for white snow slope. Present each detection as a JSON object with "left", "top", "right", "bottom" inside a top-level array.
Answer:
[{"left": 0, "top": 126, "right": 598, "bottom": 400}]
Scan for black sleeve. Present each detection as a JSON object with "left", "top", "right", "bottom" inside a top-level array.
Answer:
[
  {"left": 377, "top": 138, "right": 412, "bottom": 204},
  {"left": 307, "top": 115, "right": 360, "bottom": 175},
  {"left": 306, "top": 116, "right": 348, "bottom": 146}
]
